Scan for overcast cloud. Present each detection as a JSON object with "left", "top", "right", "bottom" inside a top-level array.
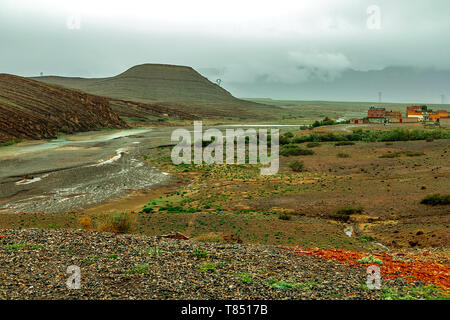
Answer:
[{"left": 1, "top": 0, "right": 449, "bottom": 101}]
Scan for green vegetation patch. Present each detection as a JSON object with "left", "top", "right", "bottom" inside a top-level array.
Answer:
[
  {"left": 127, "top": 264, "right": 150, "bottom": 274},
  {"left": 193, "top": 249, "right": 209, "bottom": 258},
  {"left": 289, "top": 161, "right": 305, "bottom": 172},
  {"left": 358, "top": 255, "right": 383, "bottom": 265},
  {"left": 382, "top": 284, "right": 448, "bottom": 300},
  {"left": 280, "top": 145, "right": 314, "bottom": 156},
  {"left": 420, "top": 194, "right": 450, "bottom": 206},
  {"left": 332, "top": 206, "right": 363, "bottom": 222}
]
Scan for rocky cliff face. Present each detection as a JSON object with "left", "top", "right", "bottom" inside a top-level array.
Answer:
[{"left": 0, "top": 74, "right": 127, "bottom": 143}]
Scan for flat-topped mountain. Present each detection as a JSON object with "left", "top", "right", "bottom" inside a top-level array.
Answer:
[{"left": 32, "top": 64, "right": 277, "bottom": 120}]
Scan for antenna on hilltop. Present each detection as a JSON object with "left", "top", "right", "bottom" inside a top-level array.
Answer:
[
  {"left": 441, "top": 94, "right": 445, "bottom": 105},
  {"left": 378, "top": 91, "right": 382, "bottom": 103}
]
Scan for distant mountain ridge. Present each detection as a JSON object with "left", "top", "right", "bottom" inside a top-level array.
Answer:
[{"left": 33, "top": 64, "right": 278, "bottom": 120}]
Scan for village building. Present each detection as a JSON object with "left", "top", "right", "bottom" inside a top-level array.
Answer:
[
  {"left": 367, "top": 107, "right": 386, "bottom": 123},
  {"left": 427, "top": 110, "right": 449, "bottom": 122},
  {"left": 407, "top": 106, "right": 426, "bottom": 121},
  {"left": 385, "top": 110, "right": 402, "bottom": 119}
]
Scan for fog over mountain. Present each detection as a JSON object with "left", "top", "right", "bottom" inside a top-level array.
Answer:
[{"left": 200, "top": 66, "right": 450, "bottom": 104}]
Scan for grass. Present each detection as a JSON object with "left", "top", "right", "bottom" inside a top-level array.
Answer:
[
  {"left": 127, "top": 264, "right": 150, "bottom": 274},
  {"left": 381, "top": 284, "right": 449, "bottom": 300},
  {"left": 292, "top": 128, "right": 450, "bottom": 144},
  {"left": 198, "top": 263, "right": 217, "bottom": 273},
  {"left": 146, "top": 247, "right": 163, "bottom": 256},
  {"left": 358, "top": 235, "right": 374, "bottom": 242},
  {"left": 289, "top": 161, "right": 305, "bottom": 172},
  {"left": 420, "top": 194, "right": 450, "bottom": 206},
  {"left": 193, "top": 249, "right": 209, "bottom": 258},
  {"left": 332, "top": 206, "right": 363, "bottom": 222},
  {"left": 268, "top": 278, "right": 298, "bottom": 290},
  {"left": 0, "top": 138, "right": 22, "bottom": 147},
  {"left": 280, "top": 145, "right": 314, "bottom": 156},
  {"left": 97, "top": 211, "right": 136, "bottom": 234},
  {"left": 334, "top": 141, "right": 355, "bottom": 146},
  {"left": 234, "top": 273, "right": 253, "bottom": 284},
  {"left": 379, "top": 152, "right": 402, "bottom": 158},
  {"left": 4, "top": 243, "right": 45, "bottom": 251},
  {"left": 278, "top": 212, "right": 291, "bottom": 221},
  {"left": 306, "top": 142, "right": 321, "bottom": 148},
  {"left": 358, "top": 255, "right": 383, "bottom": 265},
  {"left": 337, "top": 153, "right": 351, "bottom": 158},
  {"left": 82, "top": 256, "right": 99, "bottom": 266}
]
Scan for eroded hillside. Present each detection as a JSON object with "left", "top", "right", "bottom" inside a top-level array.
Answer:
[{"left": 0, "top": 74, "right": 127, "bottom": 143}]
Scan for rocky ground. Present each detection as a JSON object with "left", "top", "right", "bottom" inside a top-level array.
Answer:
[{"left": 0, "top": 228, "right": 446, "bottom": 300}]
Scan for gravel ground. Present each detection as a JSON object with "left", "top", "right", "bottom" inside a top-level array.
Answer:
[{"left": 0, "top": 228, "right": 404, "bottom": 300}]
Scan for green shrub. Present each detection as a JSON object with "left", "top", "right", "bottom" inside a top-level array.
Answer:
[
  {"left": 306, "top": 142, "right": 320, "bottom": 148},
  {"left": 289, "top": 161, "right": 305, "bottom": 172},
  {"left": 127, "top": 264, "right": 150, "bottom": 274},
  {"left": 0, "top": 138, "right": 22, "bottom": 147},
  {"left": 404, "top": 151, "right": 425, "bottom": 157},
  {"left": 380, "top": 152, "right": 401, "bottom": 158},
  {"left": 193, "top": 249, "right": 209, "bottom": 258},
  {"left": 335, "top": 141, "right": 355, "bottom": 146},
  {"left": 280, "top": 145, "right": 314, "bottom": 156},
  {"left": 337, "top": 153, "right": 350, "bottom": 158},
  {"left": 198, "top": 263, "right": 217, "bottom": 273},
  {"left": 279, "top": 212, "right": 291, "bottom": 221},
  {"left": 420, "top": 194, "right": 450, "bottom": 206},
  {"left": 97, "top": 211, "right": 136, "bottom": 234},
  {"left": 332, "top": 206, "right": 363, "bottom": 222},
  {"left": 358, "top": 255, "right": 383, "bottom": 265}
]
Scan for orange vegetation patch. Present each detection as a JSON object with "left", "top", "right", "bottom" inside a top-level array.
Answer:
[{"left": 286, "top": 246, "right": 450, "bottom": 291}]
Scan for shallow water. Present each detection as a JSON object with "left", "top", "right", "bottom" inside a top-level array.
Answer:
[{"left": 0, "top": 128, "right": 152, "bottom": 158}]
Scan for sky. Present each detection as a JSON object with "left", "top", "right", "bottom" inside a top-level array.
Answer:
[{"left": 1, "top": 0, "right": 449, "bottom": 102}]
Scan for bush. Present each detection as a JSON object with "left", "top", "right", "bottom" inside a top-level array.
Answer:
[
  {"left": 404, "top": 151, "right": 425, "bottom": 157},
  {"left": 379, "top": 152, "right": 401, "bottom": 158},
  {"left": 332, "top": 206, "right": 363, "bottom": 222},
  {"left": 380, "top": 151, "right": 425, "bottom": 158},
  {"left": 358, "top": 255, "right": 383, "bottom": 265},
  {"left": 0, "top": 138, "right": 22, "bottom": 147},
  {"left": 289, "top": 161, "right": 305, "bottom": 172},
  {"left": 337, "top": 153, "right": 350, "bottom": 158},
  {"left": 279, "top": 212, "right": 291, "bottom": 220},
  {"left": 291, "top": 128, "right": 450, "bottom": 144},
  {"left": 335, "top": 141, "right": 355, "bottom": 146},
  {"left": 420, "top": 194, "right": 450, "bottom": 206},
  {"left": 280, "top": 145, "right": 314, "bottom": 156},
  {"left": 97, "top": 211, "right": 136, "bottom": 234},
  {"left": 79, "top": 216, "right": 92, "bottom": 229},
  {"left": 306, "top": 142, "right": 320, "bottom": 148},
  {"left": 193, "top": 249, "right": 209, "bottom": 258}
]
